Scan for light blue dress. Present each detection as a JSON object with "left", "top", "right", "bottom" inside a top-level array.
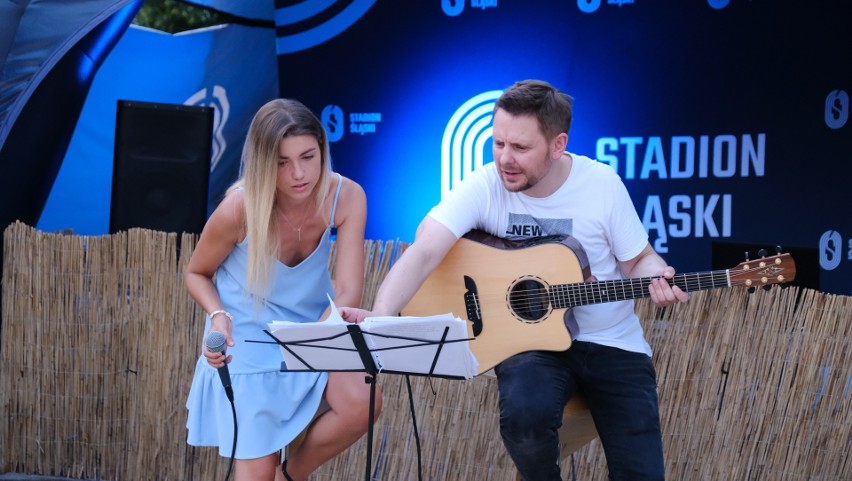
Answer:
[{"left": 186, "top": 175, "right": 343, "bottom": 459}]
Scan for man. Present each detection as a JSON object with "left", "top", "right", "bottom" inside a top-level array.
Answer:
[{"left": 341, "top": 79, "right": 688, "bottom": 480}]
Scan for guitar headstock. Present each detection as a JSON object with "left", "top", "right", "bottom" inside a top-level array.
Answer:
[{"left": 728, "top": 252, "right": 796, "bottom": 288}]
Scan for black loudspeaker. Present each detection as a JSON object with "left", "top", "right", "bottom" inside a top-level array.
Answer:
[
  {"left": 711, "top": 241, "right": 820, "bottom": 291},
  {"left": 110, "top": 100, "right": 213, "bottom": 234}
]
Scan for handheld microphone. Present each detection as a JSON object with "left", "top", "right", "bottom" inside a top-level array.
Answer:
[{"left": 205, "top": 331, "right": 234, "bottom": 402}]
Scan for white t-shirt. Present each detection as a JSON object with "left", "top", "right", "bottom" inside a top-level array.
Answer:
[{"left": 427, "top": 153, "right": 652, "bottom": 356}]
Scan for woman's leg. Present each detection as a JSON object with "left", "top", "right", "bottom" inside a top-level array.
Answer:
[
  {"left": 233, "top": 453, "right": 280, "bottom": 481},
  {"left": 285, "top": 371, "right": 383, "bottom": 480}
]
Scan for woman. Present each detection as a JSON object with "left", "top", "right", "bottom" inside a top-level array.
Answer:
[{"left": 185, "top": 98, "right": 381, "bottom": 481}]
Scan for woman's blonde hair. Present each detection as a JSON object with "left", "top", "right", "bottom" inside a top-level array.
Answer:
[{"left": 228, "top": 98, "right": 333, "bottom": 299}]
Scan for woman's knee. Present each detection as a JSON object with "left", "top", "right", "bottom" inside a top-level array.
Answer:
[
  {"left": 328, "top": 374, "right": 382, "bottom": 429},
  {"left": 353, "top": 381, "right": 382, "bottom": 425}
]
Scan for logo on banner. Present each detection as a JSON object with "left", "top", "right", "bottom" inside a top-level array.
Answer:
[
  {"left": 708, "top": 0, "right": 731, "bottom": 9},
  {"left": 276, "top": 0, "right": 377, "bottom": 54},
  {"left": 322, "top": 105, "right": 345, "bottom": 142},
  {"left": 825, "top": 89, "right": 848, "bottom": 129},
  {"left": 442, "top": 0, "right": 498, "bottom": 17},
  {"left": 441, "top": 90, "right": 502, "bottom": 198},
  {"left": 596, "top": 133, "right": 767, "bottom": 253},
  {"left": 819, "top": 230, "right": 844, "bottom": 271},
  {"left": 578, "top": 0, "right": 601, "bottom": 13},
  {"left": 320, "top": 104, "right": 383, "bottom": 140},
  {"left": 442, "top": 0, "right": 464, "bottom": 16},
  {"left": 185, "top": 85, "right": 229, "bottom": 171},
  {"left": 350, "top": 111, "right": 382, "bottom": 135},
  {"left": 578, "top": 0, "right": 635, "bottom": 13}
]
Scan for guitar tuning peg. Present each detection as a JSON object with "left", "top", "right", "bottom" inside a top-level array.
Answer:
[
  {"left": 758, "top": 248, "right": 768, "bottom": 258},
  {"left": 775, "top": 245, "right": 782, "bottom": 254},
  {"left": 748, "top": 286, "right": 756, "bottom": 294},
  {"left": 762, "top": 284, "right": 772, "bottom": 291},
  {"left": 744, "top": 251, "right": 750, "bottom": 261}
]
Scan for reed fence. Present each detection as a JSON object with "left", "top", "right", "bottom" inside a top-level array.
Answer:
[{"left": 1, "top": 221, "right": 850, "bottom": 480}]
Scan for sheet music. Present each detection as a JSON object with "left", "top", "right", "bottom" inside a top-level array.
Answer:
[
  {"left": 266, "top": 321, "right": 365, "bottom": 371},
  {"left": 362, "top": 314, "right": 478, "bottom": 379},
  {"left": 267, "top": 295, "right": 364, "bottom": 371},
  {"left": 267, "top": 296, "right": 478, "bottom": 378}
]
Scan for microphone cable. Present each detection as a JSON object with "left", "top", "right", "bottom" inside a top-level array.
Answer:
[
  {"left": 224, "top": 398, "right": 237, "bottom": 481},
  {"left": 205, "top": 330, "right": 238, "bottom": 481}
]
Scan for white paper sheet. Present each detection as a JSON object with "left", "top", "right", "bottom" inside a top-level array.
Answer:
[{"left": 267, "top": 296, "right": 478, "bottom": 378}]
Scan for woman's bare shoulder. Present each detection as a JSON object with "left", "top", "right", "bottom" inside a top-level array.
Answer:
[
  {"left": 330, "top": 175, "right": 366, "bottom": 228},
  {"left": 208, "top": 189, "right": 247, "bottom": 239},
  {"left": 337, "top": 175, "right": 366, "bottom": 204}
]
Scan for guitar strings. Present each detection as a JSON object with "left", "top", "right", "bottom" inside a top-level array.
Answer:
[
  {"left": 497, "top": 274, "right": 726, "bottom": 305},
  {"left": 476, "top": 264, "right": 788, "bottom": 311}
]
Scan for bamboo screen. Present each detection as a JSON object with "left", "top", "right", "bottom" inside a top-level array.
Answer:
[{"left": 2, "top": 221, "right": 850, "bottom": 480}]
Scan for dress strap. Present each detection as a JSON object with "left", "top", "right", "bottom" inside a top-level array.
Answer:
[{"left": 329, "top": 173, "right": 343, "bottom": 228}]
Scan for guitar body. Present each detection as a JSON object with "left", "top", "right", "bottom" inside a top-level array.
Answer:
[
  {"left": 401, "top": 230, "right": 796, "bottom": 458},
  {"left": 402, "top": 230, "right": 592, "bottom": 374}
]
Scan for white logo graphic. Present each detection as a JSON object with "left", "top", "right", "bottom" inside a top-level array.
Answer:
[
  {"left": 441, "top": 90, "right": 502, "bottom": 199},
  {"left": 825, "top": 90, "right": 848, "bottom": 129},
  {"left": 185, "top": 85, "right": 229, "bottom": 172},
  {"left": 819, "top": 230, "right": 843, "bottom": 271}
]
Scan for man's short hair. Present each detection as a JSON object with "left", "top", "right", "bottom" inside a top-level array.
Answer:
[{"left": 494, "top": 79, "right": 573, "bottom": 140}]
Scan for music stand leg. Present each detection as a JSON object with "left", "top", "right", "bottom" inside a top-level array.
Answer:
[{"left": 364, "top": 373, "right": 377, "bottom": 481}]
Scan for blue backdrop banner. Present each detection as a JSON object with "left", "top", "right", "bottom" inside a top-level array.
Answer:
[
  {"left": 38, "top": 23, "right": 278, "bottom": 235},
  {"left": 276, "top": 0, "right": 851, "bottom": 295},
  {"left": 182, "top": 0, "right": 273, "bottom": 21}
]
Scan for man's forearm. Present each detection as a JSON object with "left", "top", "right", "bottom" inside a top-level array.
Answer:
[
  {"left": 621, "top": 244, "right": 669, "bottom": 279},
  {"left": 371, "top": 247, "right": 436, "bottom": 316}
]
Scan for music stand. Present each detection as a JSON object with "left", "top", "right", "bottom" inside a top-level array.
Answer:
[{"left": 256, "top": 319, "right": 474, "bottom": 481}]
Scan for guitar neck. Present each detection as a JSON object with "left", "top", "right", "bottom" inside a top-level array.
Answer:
[{"left": 550, "top": 270, "right": 730, "bottom": 308}]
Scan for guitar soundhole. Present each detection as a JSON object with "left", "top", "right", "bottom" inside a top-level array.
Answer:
[{"left": 508, "top": 277, "right": 551, "bottom": 323}]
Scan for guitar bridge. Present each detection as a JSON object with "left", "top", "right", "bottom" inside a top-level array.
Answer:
[{"left": 463, "top": 275, "right": 483, "bottom": 336}]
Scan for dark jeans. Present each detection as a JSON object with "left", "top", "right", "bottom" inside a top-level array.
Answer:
[{"left": 494, "top": 341, "right": 664, "bottom": 481}]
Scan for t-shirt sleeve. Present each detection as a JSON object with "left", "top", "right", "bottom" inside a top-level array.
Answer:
[
  {"left": 606, "top": 172, "right": 649, "bottom": 262},
  {"left": 426, "top": 167, "right": 491, "bottom": 238}
]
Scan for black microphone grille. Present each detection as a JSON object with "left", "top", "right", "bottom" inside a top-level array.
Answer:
[{"left": 204, "top": 331, "right": 227, "bottom": 353}]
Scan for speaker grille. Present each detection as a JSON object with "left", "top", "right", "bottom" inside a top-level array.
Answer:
[{"left": 110, "top": 100, "right": 213, "bottom": 234}]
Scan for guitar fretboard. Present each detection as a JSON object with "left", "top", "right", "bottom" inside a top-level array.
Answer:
[{"left": 550, "top": 270, "right": 730, "bottom": 308}]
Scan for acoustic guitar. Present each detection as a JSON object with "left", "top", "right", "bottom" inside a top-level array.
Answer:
[{"left": 401, "top": 230, "right": 796, "bottom": 375}]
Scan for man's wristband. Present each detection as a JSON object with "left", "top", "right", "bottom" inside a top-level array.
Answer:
[{"left": 208, "top": 309, "right": 233, "bottom": 322}]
